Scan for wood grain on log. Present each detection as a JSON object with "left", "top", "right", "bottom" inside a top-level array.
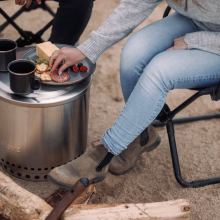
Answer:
[
  {"left": 0, "top": 172, "right": 52, "bottom": 220},
  {"left": 0, "top": 171, "right": 190, "bottom": 220},
  {"left": 62, "top": 199, "right": 190, "bottom": 220}
]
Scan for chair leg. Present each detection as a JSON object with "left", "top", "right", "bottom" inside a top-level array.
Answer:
[
  {"left": 167, "top": 120, "right": 220, "bottom": 188},
  {"left": 0, "top": 8, "right": 28, "bottom": 39},
  {"left": 42, "top": 3, "right": 56, "bottom": 17},
  {"left": 0, "top": 5, "right": 26, "bottom": 33}
]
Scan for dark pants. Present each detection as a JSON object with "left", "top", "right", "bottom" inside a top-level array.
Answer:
[{"left": 45, "top": 0, "right": 94, "bottom": 45}]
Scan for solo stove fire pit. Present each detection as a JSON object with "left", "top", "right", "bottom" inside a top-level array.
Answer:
[{"left": 0, "top": 73, "right": 92, "bottom": 181}]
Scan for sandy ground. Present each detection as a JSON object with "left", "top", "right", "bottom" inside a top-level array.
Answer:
[{"left": 1, "top": 1, "right": 220, "bottom": 219}]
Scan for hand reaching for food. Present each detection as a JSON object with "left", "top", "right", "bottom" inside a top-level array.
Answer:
[
  {"left": 15, "top": 0, "right": 41, "bottom": 8},
  {"left": 49, "top": 48, "right": 86, "bottom": 75}
]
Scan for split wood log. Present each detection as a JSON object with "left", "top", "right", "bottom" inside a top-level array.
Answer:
[
  {"left": 0, "top": 171, "right": 52, "bottom": 220},
  {"left": 0, "top": 171, "right": 190, "bottom": 220},
  {"left": 45, "top": 184, "right": 95, "bottom": 208},
  {"left": 62, "top": 199, "right": 190, "bottom": 220}
]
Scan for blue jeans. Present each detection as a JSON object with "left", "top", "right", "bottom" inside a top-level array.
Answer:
[{"left": 102, "top": 12, "right": 220, "bottom": 155}]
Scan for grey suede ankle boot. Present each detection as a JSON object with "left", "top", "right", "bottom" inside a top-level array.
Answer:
[
  {"left": 109, "top": 125, "right": 161, "bottom": 175},
  {"left": 48, "top": 140, "right": 113, "bottom": 189}
]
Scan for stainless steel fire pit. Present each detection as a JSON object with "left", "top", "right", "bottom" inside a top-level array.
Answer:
[{"left": 0, "top": 73, "right": 92, "bottom": 181}]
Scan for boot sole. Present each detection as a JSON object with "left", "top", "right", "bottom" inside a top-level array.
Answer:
[
  {"left": 109, "top": 136, "right": 161, "bottom": 176},
  {"left": 47, "top": 174, "right": 106, "bottom": 189}
]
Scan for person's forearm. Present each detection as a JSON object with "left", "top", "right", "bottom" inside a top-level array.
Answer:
[
  {"left": 185, "top": 31, "right": 220, "bottom": 56},
  {"left": 77, "top": 0, "right": 163, "bottom": 63}
]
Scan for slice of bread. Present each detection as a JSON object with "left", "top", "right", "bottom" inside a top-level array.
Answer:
[
  {"left": 41, "top": 73, "right": 52, "bottom": 81},
  {"left": 35, "top": 71, "right": 41, "bottom": 78},
  {"left": 36, "top": 42, "right": 59, "bottom": 62},
  {"left": 36, "top": 63, "right": 48, "bottom": 73},
  {"left": 46, "top": 66, "right": 50, "bottom": 71}
]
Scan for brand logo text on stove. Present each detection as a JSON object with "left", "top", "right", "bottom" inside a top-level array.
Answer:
[{"left": 0, "top": 141, "right": 20, "bottom": 153}]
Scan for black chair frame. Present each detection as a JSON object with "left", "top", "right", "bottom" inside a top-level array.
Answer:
[
  {"left": 0, "top": 0, "right": 55, "bottom": 47},
  {"left": 152, "top": 6, "right": 220, "bottom": 188}
]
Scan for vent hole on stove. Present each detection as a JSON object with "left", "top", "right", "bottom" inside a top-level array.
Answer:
[
  {"left": 17, "top": 173, "right": 21, "bottom": 177},
  {"left": 44, "top": 175, "right": 47, "bottom": 179},
  {"left": 31, "top": 168, "right": 34, "bottom": 171},
  {"left": 44, "top": 168, "right": 48, "bottom": 170},
  {"left": 78, "top": 154, "right": 80, "bottom": 157},
  {"left": 38, "top": 168, "right": 41, "bottom": 171},
  {"left": 26, "top": 175, "right": 30, "bottom": 179},
  {"left": 18, "top": 166, "right": 21, "bottom": 169},
  {"left": 10, "top": 170, "right": 14, "bottom": 174},
  {"left": 74, "top": 157, "right": 77, "bottom": 160},
  {"left": 4, "top": 166, "right": 7, "bottom": 170},
  {"left": 82, "top": 150, "right": 84, "bottom": 154},
  {"left": 6, "top": 161, "right": 9, "bottom": 165},
  {"left": 51, "top": 167, "right": 54, "bottom": 170},
  {"left": 24, "top": 167, "right": 28, "bottom": 170},
  {"left": 12, "top": 164, "right": 15, "bottom": 167},
  {"left": 2, "top": 159, "right": 4, "bottom": 162},
  {"left": 35, "top": 176, "right": 40, "bottom": 179}
]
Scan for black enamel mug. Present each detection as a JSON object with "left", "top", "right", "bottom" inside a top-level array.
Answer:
[
  {"left": 8, "top": 60, "right": 42, "bottom": 95},
  {"left": 0, "top": 39, "right": 17, "bottom": 71}
]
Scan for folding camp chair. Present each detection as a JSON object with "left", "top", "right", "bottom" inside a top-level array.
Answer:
[
  {"left": 152, "top": 6, "right": 220, "bottom": 188},
  {"left": 0, "top": 0, "right": 55, "bottom": 47}
]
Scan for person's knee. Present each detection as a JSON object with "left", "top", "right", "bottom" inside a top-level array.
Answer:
[
  {"left": 120, "top": 35, "right": 151, "bottom": 80},
  {"left": 142, "top": 52, "right": 175, "bottom": 93}
]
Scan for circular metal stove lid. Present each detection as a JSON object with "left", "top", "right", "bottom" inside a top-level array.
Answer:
[{"left": 0, "top": 72, "right": 92, "bottom": 107}]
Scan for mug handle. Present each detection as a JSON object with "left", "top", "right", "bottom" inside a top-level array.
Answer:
[{"left": 34, "top": 75, "right": 42, "bottom": 90}]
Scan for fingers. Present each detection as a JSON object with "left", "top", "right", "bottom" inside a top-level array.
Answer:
[
  {"left": 51, "top": 53, "right": 66, "bottom": 73},
  {"left": 36, "top": 0, "right": 41, "bottom": 4},
  {"left": 58, "top": 62, "right": 69, "bottom": 74},
  {"left": 49, "top": 50, "right": 60, "bottom": 69},
  {"left": 15, "top": 0, "right": 20, "bottom": 5},
  {"left": 19, "top": 0, "right": 26, "bottom": 5},
  {"left": 26, "top": 0, "right": 32, "bottom": 8},
  {"left": 166, "top": 47, "right": 174, "bottom": 51}
]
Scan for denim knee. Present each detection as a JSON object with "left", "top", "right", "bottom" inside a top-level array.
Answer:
[
  {"left": 120, "top": 43, "right": 143, "bottom": 80},
  {"left": 141, "top": 53, "right": 175, "bottom": 94}
]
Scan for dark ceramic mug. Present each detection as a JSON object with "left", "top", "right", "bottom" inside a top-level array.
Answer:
[
  {"left": 0, "top": 39, "right": 17, "bottom": 71},
  {"left": 8, "top": 60, "right": 42, "bottom": 95}
]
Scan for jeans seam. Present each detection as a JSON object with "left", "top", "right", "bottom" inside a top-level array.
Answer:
[
  {"left": 148, "top": 93, "right": 167, "bottom": 125},
  {"left": 175, "top": 73, "right": 220, "bottom": 86},
  {"left": 102, "top": 136, "right": 118, "bottom": 155},
  {"left": 187, "top": 18, "right": 200, "bottom": 32}
]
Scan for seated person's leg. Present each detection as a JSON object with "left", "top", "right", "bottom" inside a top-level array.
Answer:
[
  {"left": 104, "top": 48, "right": 220, "bottom": 156},
  {"left": 49, "top": 12, "right": 219, "bottom": 187},
  {"left": 49, "top": 0, "right": 94, "bottom": 45}
]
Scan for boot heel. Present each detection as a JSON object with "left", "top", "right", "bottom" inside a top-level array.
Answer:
[{"left": 146, "top": 136, "right": 161, "bottom": 152}]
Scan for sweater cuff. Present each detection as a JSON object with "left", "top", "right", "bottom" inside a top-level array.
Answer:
[
  {"left": 77, "top": 36, "right": 107, "bottom": 64},
  {"left": 185, "top": 32, "right": 201, "bottom": 50}
]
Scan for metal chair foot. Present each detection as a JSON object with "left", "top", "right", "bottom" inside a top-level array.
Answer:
[{"left": 167, "top": 120, "right": 220, "bottom": 188}]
